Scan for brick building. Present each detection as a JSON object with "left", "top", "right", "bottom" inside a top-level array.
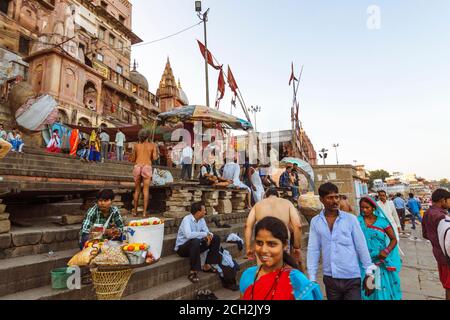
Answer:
[{"left": 0, "top": 0, "right": 159, "bottom": 129}]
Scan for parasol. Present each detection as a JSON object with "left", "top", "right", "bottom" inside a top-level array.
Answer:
[{"left": 157, "top": 105, "right": 253, "bottom": 131}]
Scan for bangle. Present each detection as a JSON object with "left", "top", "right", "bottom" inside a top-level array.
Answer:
[{"left": 382, "top": 248, "right": 391, "bottom": 255}]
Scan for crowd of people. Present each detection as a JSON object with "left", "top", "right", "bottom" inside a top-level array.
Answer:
[{"left": 78, "top": 181, "right": 450, "bottom": 300}]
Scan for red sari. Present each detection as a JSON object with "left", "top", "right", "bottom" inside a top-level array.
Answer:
[{"left": 242, "top": 267, "right": 295, "bottom": 300}]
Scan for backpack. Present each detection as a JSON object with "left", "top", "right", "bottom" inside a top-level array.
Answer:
[{"left": 437, "top": 216, "right": 450, "bottom": 265}]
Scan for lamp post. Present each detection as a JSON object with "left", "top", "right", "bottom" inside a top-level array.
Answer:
[
  {"left": 332, "top": 143, "right": 339, "bottom": 164},
  {"left": 318, "top": 148, "right": 328, "bottom": 165},
  {"left": 247, "top": 105, "right": 261, "bottom": 131},
  {"left": 195, "top": 1, "right": 210, "bottom": 107},
  {"left": 353, "top": 160, "right": 358, "bottom": 166}
]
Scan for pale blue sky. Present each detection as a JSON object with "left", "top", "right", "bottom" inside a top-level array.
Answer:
[{"left": 130, "top": 0, "right": 450, "bottom": 180}]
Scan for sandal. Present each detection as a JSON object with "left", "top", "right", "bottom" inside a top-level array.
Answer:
[
  {"left": 188, "top": 272, "right": 199, "bottom": 283},
  {"left": 131, "top": 209, "right": 138, "bottom": 217}
]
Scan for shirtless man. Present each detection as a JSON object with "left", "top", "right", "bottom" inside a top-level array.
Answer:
[
  {"left": 244, "top": 187, "right": 304, "bottom": 271},
  {"left": 339, "top": 195, "right": 353, "bottom": 213},
  {"left": 131, "top": 129, "right": 158, "bottom": 217}
]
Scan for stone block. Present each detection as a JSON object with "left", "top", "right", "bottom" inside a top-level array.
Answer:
[
  {"left": 61, "top": 215, "right": 84, "bottom": 225},
  {"left": 168, "top": 206, "right": 189, "bottom": 212},
  {"left": 41, "top": 230, "right": 67, "bottom": 244},
  {"left": 169, "top": 194, "right": 192, "bottom": 201},
  {"left": 217, "top": 200, "right": 232, "bottom": 214},
  {"left": 166, "top": 201, "right": 192, "bottom": 206},
  {"left": 0, "top": 233, "right": 11, "bottom": 249},
  {"left": 0, "top": 220, "right": 11, "bottom": 234},
  {"left": 0, "top": 204, "right": 6, "bottom": 213},
  {"left": 205, "top": 207, "right": 217, "bottom": 215},
  {"left": 164, "top": 211, "right": 189, "bottom": 219},
  {"left": 12, "top": 231, "right": 42, "bottom": 246},
  {"left": 65, "top": 229, "right": 80, "bottom": 241},
  {"left": 203, "top": 192, "right": 219, "bottom": 200},
  {"left": 0, "top": 213, "right": 9, "bottom": 221}
]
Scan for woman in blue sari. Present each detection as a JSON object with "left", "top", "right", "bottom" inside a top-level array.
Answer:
[{"left": 358, "top": 196, "right": 402, "bottom": 300}]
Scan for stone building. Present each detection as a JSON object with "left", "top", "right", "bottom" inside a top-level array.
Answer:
[
  {"left": 156, "top": 57, "right": 189, "bottom": 113},
  {"left": 312, "top": 164, "right": 369, "bottom": 213},
  {"left": 0, "top": 0, "right": 159, "bottom": 129}
]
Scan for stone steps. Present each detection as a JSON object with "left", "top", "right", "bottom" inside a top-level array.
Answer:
[
  {"left": 0, "top": 242, "right": 245, "bottom": 300},
  {"left": 126, "top": 257, "right": 252, "bottom": 300},
  {"left": 0, "top": 223, "right": 245, "bottom": 297}
]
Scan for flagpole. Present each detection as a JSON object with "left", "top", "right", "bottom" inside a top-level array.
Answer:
[{"left": 197, "top": 8, "right": 211, "bottom": 107}]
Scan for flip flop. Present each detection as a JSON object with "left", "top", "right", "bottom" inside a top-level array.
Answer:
[{"left": 188, "top": 272, "right": 199, "bottom": 283}]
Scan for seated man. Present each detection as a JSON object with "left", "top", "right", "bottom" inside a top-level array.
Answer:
[
  {"left": 199, "top": 158, "right": 231, "bottom": 187},
  {"left": 175, "top": 202, "right": 221, "bottom": 283},
  {"left": 222, "top": 157, "right": 252, "bottom": 208},
  {"left": 77, "top": 138, "right": 89, "bottom": 162},
  {"left": 79, "top": 189, "right": 124, "bottom": 249},
  {"left": 279, "top": 165, "right": 299, "bottom": 201},
  {"left": 259, "top": 165, "right": 276, "bottom": 187}
]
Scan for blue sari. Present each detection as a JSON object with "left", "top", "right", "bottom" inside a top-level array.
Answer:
[{"left": 358, "top": 198, "right": 402, "bottom": 300}]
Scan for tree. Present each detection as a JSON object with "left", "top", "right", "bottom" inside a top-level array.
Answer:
[
  {"left": 439, "top": 178, "right": 450, "bottom": 189},
  {"left": 368, "top": 169, "right": 390, "bottom": 188}
]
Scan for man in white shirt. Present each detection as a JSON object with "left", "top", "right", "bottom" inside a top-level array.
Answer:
[
  {"left": 175, "top": 202, "right": 221, "bottom": 283},
  {"left": 181, "top": 142, "right": 193, "bottom": 180},
  {"left": 377, "top": 190, "right": 402, "bottom": 246},
  {"left": 115, "top": 129, "right": 126, "bottom": 161},
  {"left": 222, "top": 156, "right": 252, "bottom": 209},
  {"left": 99, "top": 129, "right": 110, "bottom": 162}
]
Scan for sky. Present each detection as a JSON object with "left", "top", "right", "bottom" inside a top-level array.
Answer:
[{"left": 130, "top": 0, "right": 450, "bottom": 181}]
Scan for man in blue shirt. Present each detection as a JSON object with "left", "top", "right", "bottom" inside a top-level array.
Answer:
[
  {"left": 407, "top": 193, "right": 422, "bottom": 238},
  {"left": 307, "top": 182, "right": 376, "bottom": 300},
  {"left": 175, "top": 202, "right": 221, "bottom": 283},
  {"left": 393, "top": 193, "right": 406, "bottom": 234},
  {"left": 279, "top": 165, "right": 299, "bottom": 201}
]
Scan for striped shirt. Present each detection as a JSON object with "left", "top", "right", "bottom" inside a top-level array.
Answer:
[{"left": 80, "top": 205, "right": 124, "bottom": 236}]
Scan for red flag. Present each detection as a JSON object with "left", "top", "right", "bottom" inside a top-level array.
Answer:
[
  {"left": 197, "top": 40, "right": 221, "bottom": 70},
  {"left": 227, "top": 65, "right": 238, "bottom": 96},
  {"left": 215, "top": 68, "right": 225, "bottom": 109},
  {"left": 289, "top": 62, "right": 298, "bottom": 86}
]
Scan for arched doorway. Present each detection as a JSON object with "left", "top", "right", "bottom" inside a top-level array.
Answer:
[{"left": 83, "top": 81, "right": 97, "bottom": 111}]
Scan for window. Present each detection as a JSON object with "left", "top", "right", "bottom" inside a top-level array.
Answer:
[
  {"left": 98, "top": 26, "right": 106, "bottom": 40},
  {"left": 109, "top": 34, "right": 115, "bottom": 47},
  {"left": 119, "top": 15, "right": 125, "bottom": 24},
  {"left": 117, "top": 40, "right": 123, "bottom": 52},
  {"left": 96, "top": 53, "right": 104, "bottom": 62},
  {"left": 116, "top": 64, "right": 123, "bottom": 75},
  {"left": 19, "top": 36, "right": 30, "bottom": 56},
  {"left": 0, "top": 0, "right": 10, "bottom": 15}
]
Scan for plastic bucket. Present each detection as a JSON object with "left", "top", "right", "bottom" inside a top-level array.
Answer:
[
  {"left": 126, "top": 223, "right": 164, "bottom": 260},
  {"left": 51, "top": 267, "right": 70, "bottom": 289}
]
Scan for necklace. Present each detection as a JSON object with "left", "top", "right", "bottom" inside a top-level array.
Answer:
[{"left": 250, "top": 264, "right": 285, "bottom": 300}]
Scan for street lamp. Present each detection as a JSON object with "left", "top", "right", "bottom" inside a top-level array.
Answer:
[
  {"left": 247, "top": 105, "right": 261, "bottom": 131},
  {"left": 318, "top": 148, "right": 328, "bottom": 165},
  {"left": 353, "top": 160, "right": 358, "bottom": 166},
  {"left": 195, "top": 1, "right": 211, "bottom": 107},
  {"left": 332, "top": 143, "right": 339, "bottom": 164}
]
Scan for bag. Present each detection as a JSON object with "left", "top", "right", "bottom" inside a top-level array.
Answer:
[
  {"left": 218, "top": 248, "right": 239, "bottom": 290},
  {"left": 437, "top": 216, "right": 450, "bottom": 264},
  {"left": 67, "top": 246, "right": 100, "bottom": 266},
  {"left": 91, "top": 241, "right": 129, "bottom": 266},
  {"left": 298, "top": 192, "right": 323, "bottom": 219}
]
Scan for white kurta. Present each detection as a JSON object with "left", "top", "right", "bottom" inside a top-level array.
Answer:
[
  {"left": 222, "top": 162, "right": 250, "bottom": 192},
  {"left": 250, "top": 170, "right": 265, "bottom": 203},
  {"left": 377, "top": 200, "right": 404, "bottom": 256}
]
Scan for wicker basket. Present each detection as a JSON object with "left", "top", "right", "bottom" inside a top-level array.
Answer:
[{"left": 91, "top": 268, "right": 132, "bottom": 300}]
